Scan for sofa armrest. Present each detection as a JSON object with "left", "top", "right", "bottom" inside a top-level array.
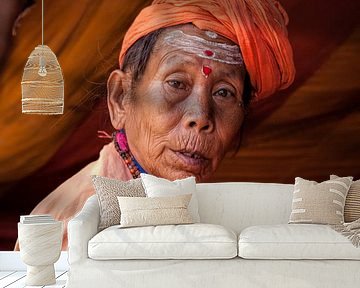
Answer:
[{"left": 68, "top": 195, "right": 99, "bottom": 264}]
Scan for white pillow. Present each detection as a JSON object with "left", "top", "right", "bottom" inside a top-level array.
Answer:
[{"left": 140, "top": 173, "right": 200, "bottom": 222}]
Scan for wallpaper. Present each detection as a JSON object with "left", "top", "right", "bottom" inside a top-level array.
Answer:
[{"left": 0, "top": 0, "right": 358, "bottom": 250}]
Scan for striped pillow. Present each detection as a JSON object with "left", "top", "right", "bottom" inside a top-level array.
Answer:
[
  {"left": 330, "top": 175, "right": 360, "bottom": 223},
  {"left": 117, "top": 194, "right": 193, "bottom": 228},
  {"left": 289, "top": 177, "right": 353, "bottom": 225}
]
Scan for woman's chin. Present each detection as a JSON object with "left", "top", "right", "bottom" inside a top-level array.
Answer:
[
  {"left": 158, "top": 171, "right": 210, "bottom": 182},
  {"left": 152, "top": 167, "right": 213, "bottom": 183},
  {"left": 148, "top": 149, "right": 215, "bottom": 182},
  {"left": 141, "top": 148, "right": 218, "bottom": 182}
]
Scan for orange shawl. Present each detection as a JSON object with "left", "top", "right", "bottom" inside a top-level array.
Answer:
[{"left": 119, "top": 0, "right": 295, "bottom": 100}]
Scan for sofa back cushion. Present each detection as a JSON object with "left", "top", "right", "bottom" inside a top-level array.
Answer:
[{"left": 195, "top": 182, "right": 294, "bottom": 234}]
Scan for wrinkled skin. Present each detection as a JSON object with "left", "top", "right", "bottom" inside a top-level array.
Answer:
[{"left": 108, "top": 24, "right": 246, "bottom": 182}]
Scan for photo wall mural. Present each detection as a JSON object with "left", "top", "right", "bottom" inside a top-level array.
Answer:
[{"left": 0, "top": 0, "right": 359, "bottom": 250}]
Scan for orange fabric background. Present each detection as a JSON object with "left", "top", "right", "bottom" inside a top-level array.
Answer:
[{"left": 0, "top": 0, "right": 359, "bottom": 249}]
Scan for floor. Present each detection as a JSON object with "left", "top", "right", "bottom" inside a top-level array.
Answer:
[
  {"left": 0, "top": 271, "right": 67, "bottom": 288},
  {"left": 0, "top": 252, "right": 69, "bottom": 288}
]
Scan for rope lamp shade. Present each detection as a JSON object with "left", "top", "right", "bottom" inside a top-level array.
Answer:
[
  {"left": 21, "top": 45, "right": 64, "bottom": 114},
  {"left": 21, "top": 0, "right": 64, "bottom": 115}
]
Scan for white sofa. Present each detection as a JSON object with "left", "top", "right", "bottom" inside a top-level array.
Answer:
[{"left": 66, "top": 182, "right": 360, "bottom": 288}]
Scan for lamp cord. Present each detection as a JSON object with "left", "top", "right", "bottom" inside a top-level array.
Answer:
[
  {"left": 39, "top": 0, "right": 46, "bottom": 76},
  {"left": 42, "top": 0, "right": 44, "bottom": 46}
]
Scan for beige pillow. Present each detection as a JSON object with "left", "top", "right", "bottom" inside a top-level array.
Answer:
[
  {"left": 117, "top": 194, "right": 193, "bottom": 228},
  {"left": 289, "top": 177, "right": 352, "bottom": 225},
  {"left": 330, "top": 175, "right": 360, "bottom": 223},
  {"left": 91, "top": 175, "right": 146, "bottom": 229}
]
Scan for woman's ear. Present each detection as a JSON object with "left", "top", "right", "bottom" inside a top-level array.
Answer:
[{"left": 107, "top": 69, "right": 131, "bottom": 130}]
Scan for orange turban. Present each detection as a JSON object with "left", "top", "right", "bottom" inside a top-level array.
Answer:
[{"left": 119, "top": 0, "right": 295, "bottom": 100}]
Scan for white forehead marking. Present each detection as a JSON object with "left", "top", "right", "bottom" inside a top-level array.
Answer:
[
  {"left": 205, "top": 31, "right": 218, "bottom": 39},
  {"left": 163, "top": 30, "right": 243, "bottom": 65}
]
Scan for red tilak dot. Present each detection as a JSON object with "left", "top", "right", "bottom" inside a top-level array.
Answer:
[
  {"left": 204, "top": 50, "right": 214, "bottom": 57},
  {"left": 202, "top": 66, "right": 212, "bottom": 77}
]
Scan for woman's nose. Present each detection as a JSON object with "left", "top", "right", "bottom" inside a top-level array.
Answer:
[{"left": 183, "top": 90, "right": 215, "bottom": 133}]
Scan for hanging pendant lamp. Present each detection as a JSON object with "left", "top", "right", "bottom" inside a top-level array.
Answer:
[{"left": 21, "top": 0, "right": 64, "bottom": 115}]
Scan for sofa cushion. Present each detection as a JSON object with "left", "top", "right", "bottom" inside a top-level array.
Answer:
[
  {"left": 331, "top": 175, "right": 360, "bottom": 223},
  {"left": 238, "top": 224, "right": 360, "bottom": 260},
  {"left": 289, "top": 177, "right": 352, "bottom": 225},
  {"left": 117, "top": 194, "right": 193, "bottom": 227},
  {"left": 91, "top": 176, "right": 146, "bottom": 230},
  {"left": 140, "top": 173, "right": 200, "bottom": 222},
  {"left": 88, "top": 223, "right": 237, "bottom": 259}
]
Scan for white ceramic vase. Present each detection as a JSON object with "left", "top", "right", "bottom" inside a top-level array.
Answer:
[{"left": 18, "top": 221, "right": 63, "bottom": 286}]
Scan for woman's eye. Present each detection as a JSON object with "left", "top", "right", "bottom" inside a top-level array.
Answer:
[
  {"left": 214, "top": 88, "right": 235, "bottom": 98},
  {"left": 167, "top": 80, "right": 185, "bottom": 90}
]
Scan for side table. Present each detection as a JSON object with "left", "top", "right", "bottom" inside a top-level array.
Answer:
[{"left": 18, "top": 221, "right": 62, "bottom": 286}]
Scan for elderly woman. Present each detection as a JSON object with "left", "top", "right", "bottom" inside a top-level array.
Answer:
[{"left": 17, "top": 0, "right": 295, "bottom": 250}]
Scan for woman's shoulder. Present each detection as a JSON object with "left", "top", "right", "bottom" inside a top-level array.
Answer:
[
  {"left": 30, "top": 142, "right": 132, "bottom": 218},
  {"left": 91, "top": 141, "right": 133, "bottom": 180}
]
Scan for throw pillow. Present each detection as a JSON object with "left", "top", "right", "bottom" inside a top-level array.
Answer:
[
  {"left": 140, "top": 173, "right": 200, "bottom": 222},
  {"left": 91, "top": 175, "right": 146, "bottom": 230},
  {"left": 117, "top": 194, "right": 194, "bottom": 228},
  {"left": 330, "top": 175, "right": 360, "bottom": 223},
  {"left": 289, "top": 176, "right": 352, "bottom": 225}
]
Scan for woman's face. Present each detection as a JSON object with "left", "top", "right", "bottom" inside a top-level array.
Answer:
[{"left": 110, "top": 25, "right": 246, "bottom": 182}]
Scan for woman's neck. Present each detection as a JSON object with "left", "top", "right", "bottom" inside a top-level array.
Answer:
[{"left": 113, "top": 130, "right": 146, "bottom": 178}]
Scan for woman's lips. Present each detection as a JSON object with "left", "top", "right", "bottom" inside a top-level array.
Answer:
[{"left": 173, "top": 150, "right": 209, "bottom": 169}]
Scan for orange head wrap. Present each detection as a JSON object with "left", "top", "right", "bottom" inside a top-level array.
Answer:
[{"left": 119, "top": 0, "right": 295, "bottom": 100}]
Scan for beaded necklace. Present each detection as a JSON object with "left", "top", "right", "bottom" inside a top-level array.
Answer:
[{"left": 112, "top": 130, "right": 146, "bottom": 179}]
